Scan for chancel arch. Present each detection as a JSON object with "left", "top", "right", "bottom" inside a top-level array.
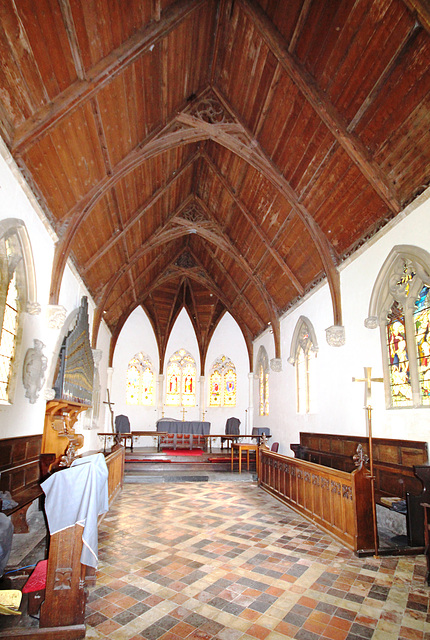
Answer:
[{"left": 366, "top": 245, "right": 430, "bottom": 408}]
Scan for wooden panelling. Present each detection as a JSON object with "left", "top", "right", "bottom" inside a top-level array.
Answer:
[
  {"left": 296, "top": 432, "right": 429, "bottom": 502},
  {"left": 259, "top": 448, "right": 374, "bottom": 553}
]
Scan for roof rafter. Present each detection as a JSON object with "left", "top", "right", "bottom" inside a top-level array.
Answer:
[
  {"left": 11, "top": 0, "right": 208, "bottom": 152},
  {"left": 237, "top": 0, "right": 401, "bottom": 215}
]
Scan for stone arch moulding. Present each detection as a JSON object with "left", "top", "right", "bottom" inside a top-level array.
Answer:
[
  {"left": 0, "top": 218, "right": 38, "bottom": 312},
  {"left": 365, "top": 245, "right": 430, "bottom": 329},
  {"left": 287, "top": 315, "right": 319, "bottom": 366}
]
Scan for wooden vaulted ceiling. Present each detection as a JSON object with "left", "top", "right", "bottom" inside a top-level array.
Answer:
[{"left": 1, "top": 0, "right": 430, "bottom": 372}]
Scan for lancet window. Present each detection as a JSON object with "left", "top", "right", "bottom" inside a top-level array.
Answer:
[
  {"left": 126, "top": 352, "right": 155, "bottom": 405},
  {"left": 0, "top": 221, "right": 35, "bottom": 404},
  {"left": 367, "top": 247, "right": 430, "bottom": 408},
  {"left": 209, "top": 355, "right": 237, "bottom": 407},
  {"left": 165, "top": 349, "right": 196, "bottom": 407},
  {"left": 288, "top": 317, "right": 318, "bottom": 414},
  {"left": 257, "top": 346, "right": 269, "bottom": 416}
]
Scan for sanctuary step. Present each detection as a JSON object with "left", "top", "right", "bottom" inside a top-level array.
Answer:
[{"left": 124, "top": 448, "right": 257, "bottom": 483}]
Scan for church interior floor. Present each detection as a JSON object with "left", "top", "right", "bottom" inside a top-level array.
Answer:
[{"left": 84, "top": 481, "right": 430, "bottom": 640}]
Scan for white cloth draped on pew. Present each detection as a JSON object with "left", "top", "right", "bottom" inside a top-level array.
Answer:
[{"left": 41, "top": 453, "right": 109, "bottom": 568}]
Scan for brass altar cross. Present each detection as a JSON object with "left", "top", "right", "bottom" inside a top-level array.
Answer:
[
  {"left": 352, "top": 366, "right": 384, "bottom": 557},
  {"left": 181, "top": 407, "right": 187, "bottom": 421}
]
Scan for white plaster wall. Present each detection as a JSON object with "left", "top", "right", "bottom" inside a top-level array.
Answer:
[
  {"left": 252, "top": 188, "right": 430, "bottom": 456},
  {"left": 111, "top": 308, "right": 250, "bottom": 444},
  {"left": 111, "top": 306, "right": 159, "bottom": 436},
  {"left": 204, "top": 312, "right": 249, "bottom": 435},
  {"left": 0, "top": 141, "right": 111, "bottom": 454}
]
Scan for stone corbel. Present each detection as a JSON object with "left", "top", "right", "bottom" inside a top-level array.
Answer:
[
  {"left": 325, "top": 325, "right": 345, "bottom": 347},
  {"left": 270, "top": 358, "right": 282, "bottom": 372},
  {"left": 26, "top": 301, "right": 41, "bottom": 315},
  {"left": 364, "top": 316, "right": 379, "bottom": 329},
  {"left": 46, "top": 304, "right": 67, "bottom": 329}
]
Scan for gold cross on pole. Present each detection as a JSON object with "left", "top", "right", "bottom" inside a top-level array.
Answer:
[
  {"left": 181, "top": 407, "right": 187, "bottom": 421},
  {"left": 352, "top": 366, "right": 384, "bottom": 557},
  {"left": 352, "top": 366, "right": 384, "bottom": 408}
]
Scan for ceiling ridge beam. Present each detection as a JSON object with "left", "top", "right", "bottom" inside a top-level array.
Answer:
[
  {"left": 237, "top": 0, "right": 401, "bottom": 214},
  {"left": 177, "top": 109, "right": 342, "bottom": 327},
  {"left": 12, "top": 0, "right": 208, "bottom": 152},
  {"left": 202, "top": 150, "right": 304, "bottom": 295},
  {"left": 81, "top": 150, "right": 199, "bottom": 274}
]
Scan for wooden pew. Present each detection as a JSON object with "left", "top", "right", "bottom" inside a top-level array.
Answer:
[
  {"left": 0, "top": 435, "right": 51, "bottom": 533},
  {"left": 259, "top": 446, "right": 374, "bottom": 554},
  {"left": 0, "top": 447, "right": 124, "bottom": 639},
  {"left": 291, "top": 433, "right": 428, "bottom": 504},
  {"left": 291, "top": 432, "right": 429, "bottom": 546}
]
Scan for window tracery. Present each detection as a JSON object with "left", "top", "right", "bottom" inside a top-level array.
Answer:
[
  {"left": 126, "top": 352, "right": 155, "bottom": 405},
  {"left": 209, "top": 355, "right": 237, "bottom": 407},
  {"left": 367, "top": 246, "right": 430, "bottom": 408},
  {"left": 165, "top": 349, "right": 196, "bottom": 406},
  {"left": 288, "top": 317, "right": 318, "bottom": 414}
]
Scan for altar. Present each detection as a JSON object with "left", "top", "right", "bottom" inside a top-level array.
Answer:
[{"left": 156, "top": 419, "right": 210, "bottom": 450}]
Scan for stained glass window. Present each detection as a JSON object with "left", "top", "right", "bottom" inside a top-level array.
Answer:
[
  {"left": 0, "top": 270, "right": 19, "bottom": 402},
  {"left": 257, "top": 347, "right": 269, "bottom": 416},
  {"left": 209, "top": 355, "right": 237, "bottom": 407},
  {"left": 371, "top": 250, "right": 430, "bottom": 408},
  {"left": 165, "top": 349, "right": 196, "bottom": 406},
  {"left": 415, "top": 285, "right": 430, "bottom": 406},
  {"left": 386, "top": 302, "right": 412, "bottom": 407},
  {"left": 126, "top": 353, "right": 155, "bottom": 405}
]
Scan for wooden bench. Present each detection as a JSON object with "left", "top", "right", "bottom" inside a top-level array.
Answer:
[
  {"left": 291, "top": 432, "right": 429, "bottom": 546},
  {"left": 0, "top": 434, "right": 51, "bottom": 533}
]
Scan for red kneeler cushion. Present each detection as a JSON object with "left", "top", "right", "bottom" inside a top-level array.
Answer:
[{"left": 22, "top": 559, "right": 48, "bottom": 593}]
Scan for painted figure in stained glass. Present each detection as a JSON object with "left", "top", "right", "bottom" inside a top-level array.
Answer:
[
  {"left": 208, "top": 355, "right": 236, "bottom": 407},
  {"left": 126, "top": 353, "right": 155, "bottom": 405},
  {"left": 166, "top": 350, "right": 196, "bottom": 406},
  {"left": 415, "top": 284, "right": 430, "bottom": 405},
  {"left": 386, "top": 302, "right": 412, "bottom": 406}
]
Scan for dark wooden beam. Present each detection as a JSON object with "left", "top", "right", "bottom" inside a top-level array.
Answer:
[
  {"left": 81, "top": 150, "right": 199, "bottom": 274},
  {"left": 401, "top": 0, "right": 430, "bottom": 35},
  {"left": 57, "top": 0, "right": 86, "bottom": 80},
  {"left": 202, "top": 150, "right": 304, "bottom": 295},
  {"left": 12, "top": 0, "right": 208, "bottom": 152},
  {"left": 238, "top": 0, "right": 401, "bottom": 215}
]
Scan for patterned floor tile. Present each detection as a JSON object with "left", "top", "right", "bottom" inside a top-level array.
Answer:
[{"left": 87, "top": 482, "right": 430, "bottom": 639}]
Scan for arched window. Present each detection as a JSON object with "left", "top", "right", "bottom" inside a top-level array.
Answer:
[
  {"left": 257, "top": 346, "right": 269, "bottom": 416},
  {"left": 165, "top": 349, "right": 196, "bottom": 407},
  {"left": 209, "top": 355, "right": 237, "bottom": 407},
  {"left": 0, "top": 220, "right": 36, "bottom": 404},
  {"left": 126, "top": 352, "right": 155, "bottom": 405},
  {"left": 288, "top": 316, "right": 318, "bottom": 414},
  {"left": 366, "top": 246, "right": 430, "bottom": 408}
]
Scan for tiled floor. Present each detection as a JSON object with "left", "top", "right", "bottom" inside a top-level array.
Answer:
[{"left": 86, "top": 481, "right": 430, "bottom": 640}]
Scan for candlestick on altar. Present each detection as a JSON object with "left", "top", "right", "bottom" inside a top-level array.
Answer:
[
  {"left": 181, "top": 407, "right": 187, "bottom": 421},
  {"left": 352, "top": 366, "right": 383, "bottom": 558},
  {"left": 201, "top": 410, "right": 206, "bottom": 421}
]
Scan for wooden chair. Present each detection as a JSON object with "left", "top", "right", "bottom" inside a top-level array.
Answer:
[{"left": 221, "top": 417, "right": 241, "bottom": 450}]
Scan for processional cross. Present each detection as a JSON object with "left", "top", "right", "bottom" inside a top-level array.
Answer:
[
  {"left": 103, "top": 389, "right": 115, "bottom": 433},
  {"left": 352, "top": 367, "right": 384, "bottom": 557}
]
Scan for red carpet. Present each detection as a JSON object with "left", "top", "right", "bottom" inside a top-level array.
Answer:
[{"left": 161, "top": 448, "right": 204, "bottom": 456}]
